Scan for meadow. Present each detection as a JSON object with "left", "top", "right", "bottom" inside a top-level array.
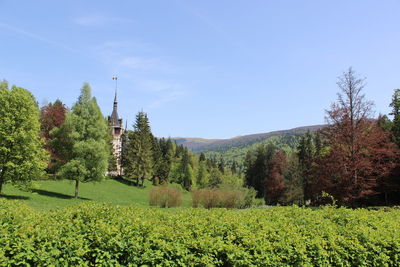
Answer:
[{"left": 0, "top": 179, "right": 192, "bottom": 209}]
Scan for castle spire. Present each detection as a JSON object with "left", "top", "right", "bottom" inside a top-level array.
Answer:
[{"left": 110, "top": 77, "right": 119, "bottom": 126}]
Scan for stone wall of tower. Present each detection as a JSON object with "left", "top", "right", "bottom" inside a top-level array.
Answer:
[{"left": 110, "top": 122, "right": 123, "bottom": 176}]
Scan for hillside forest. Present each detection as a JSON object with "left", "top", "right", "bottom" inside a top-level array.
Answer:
[{"left": 1, "top": 67, "right": 400, "bottom": 207}]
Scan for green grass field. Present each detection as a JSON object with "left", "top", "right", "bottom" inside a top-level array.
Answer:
[{"left": 0, "top": 179, "right": 192, "bottom": 209}]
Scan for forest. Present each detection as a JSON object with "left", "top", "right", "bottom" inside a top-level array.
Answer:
[{"left": 0, "top": 67, "right": 400, "bottom": 207}]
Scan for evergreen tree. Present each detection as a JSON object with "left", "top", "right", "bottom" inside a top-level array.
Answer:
[
  {"left": 390, "top": 89, "right": 400, "bottom": 146},
  {"left": 153, "top": 138, "right": 171, "bottom": 185},
  {"left": 230, "top": 161, "right": 238, "bottom": 174},
  {"left": 218, "top": 156, "right": 225, "bottom": 174},
  {"left": 297, "top": 132, "right": 315, "bottom": 202},
  {"left": 0, "top": 80, "right": 48, "bottom": 193},
  {"left": 199, "top": 152, "right": 206, "bottom": 162},
  {"left": 53, "top": 83, "right": 109, "bottom": 198},
  {"left": 179, "top": 149, "right": 193, "bottom": 190},
  {"left": 123, "top": 111, "right": 154, "bottom": 186},
  {"left": 282, "top": 154, "right": 304, "bottom": 204}
]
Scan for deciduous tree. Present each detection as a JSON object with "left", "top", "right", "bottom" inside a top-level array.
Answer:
[
  {"left": 0, "top": 80, "right": 48, "bottom": 193},
  {"left": 54, "top": 83, "right": 109, "bottom": 198}
]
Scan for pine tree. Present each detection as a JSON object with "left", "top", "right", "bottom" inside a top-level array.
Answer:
[
  {"left": 179, "top": 149, "right": 193, "bottom": 190},
  {"left": 0, "top": 80, "right": 48, "bottom": 193},
  {"left": 54, "top": 83, "right": 109, "bottom": 198},
  {"left": 297, "top": 132, "right": 315, "bottom": 202},
  {"left": 123, "top": 111, "right": 154, "bottom": 186},
  {"left": 230, "top": 161, "right": 238, "bottom": 174},
  {"left": 199, "top": 152, "right": 206, "bottom": 162},
  {"left": 390, "top": 89, "right": 400, "bottom": 147}
]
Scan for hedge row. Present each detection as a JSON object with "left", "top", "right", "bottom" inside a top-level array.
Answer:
[{"left": 0, "top": 200, "right": 399, "bottom": 266}]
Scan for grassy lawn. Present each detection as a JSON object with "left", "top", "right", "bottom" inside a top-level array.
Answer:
[{"left": 0, "top": 179, "right": 192, "bottom": 210}]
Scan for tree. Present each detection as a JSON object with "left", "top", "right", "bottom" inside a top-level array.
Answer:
[
  {"left": 153, "top": 138, "right": 171, "bottom": 185},
  {"left": 196, "top": 161, "right": 208, "bottom": 188},
  {"left": 282, "top": 154, "right": 304, "bottom": 205},
  {"left": 208, "top": 168, "right": 223, "bottom": 188},
  {"left": 122, "top": 111, "right": 154, "bottom": 186},
  {"left": 54, "top": 83, "right": 109, "bottom": 198},
  {"left": 264, "top": 150, "right": 286, "bottom": 205},
  {"left": 177, "top": 149, "right": 193, "bottom": 190},
  {"left": 315, "top": 68, "right": 398, "bottom": 204},
  {"left": 0, "top": 80, "right": 48, "bottom": 193},
  {"left": 39, "top": 100, "right": 68, "bottom": 173},
  {"left": 297, "top": 131, "right": 316, "bottom": 202},
  {"left": 390, "top": 89, "right": 400, "bottom": 146}
]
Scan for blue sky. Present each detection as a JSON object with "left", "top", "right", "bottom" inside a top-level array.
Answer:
[{"left": 1, "top": 0, "right": 399, "bottom": 138}]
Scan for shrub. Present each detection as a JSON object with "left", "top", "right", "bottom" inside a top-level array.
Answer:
[
  {"left": 149, "top": 186, "right": 182, "bottom": 208},
  {"left": 191, "top": 188, "right": 260, "bottom": 208},
  {"left": 0, "top": 200, "right": 400, "bottom": 266}
]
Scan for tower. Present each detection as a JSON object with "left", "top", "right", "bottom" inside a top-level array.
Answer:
[{"left": 108, "top": 78, "right": 123, "bottom": 176}]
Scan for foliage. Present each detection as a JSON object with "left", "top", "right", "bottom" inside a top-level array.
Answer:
[
  {"left": 53, "top": 83, "right": 109, "bottom": 198},
  {"left": 191, "top": 187, "right": 258, "bottom": 208},
  {"left": 1, "top": 201, "right": 400, "bottom": 266},
  {"left": 0, "top": 80, "right": 48, "bottom": 193},
  {"left": 149, "top": 186, "right": 183, "bottom": 208}
]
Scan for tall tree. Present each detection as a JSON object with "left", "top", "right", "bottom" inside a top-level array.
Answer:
[
  {"left": 297, "top": 132, "right": 315, "bottom": 202},
  {"left": 123, "top": 111, "right": 154, "bottom": 186},
  {"left": 316, "top": 68, "right": 398, "bottom": 204},
  {"left": 39, "top": 100, "right": 67, "bottom": 173},
  {"left": 390, "top": 89, "right": 400, "bottom": 146},
  {"left": 264, "top": 150, "right": 286, "bottom": 205},
  {"left": 54, "top": 83, "right": 109, "bottom": 198},
  {"left": 178, "top": 149, "right": 193, "bottom": 190},
  {"left": 0, "top": 80, "right": 48, "bottom": 193}
]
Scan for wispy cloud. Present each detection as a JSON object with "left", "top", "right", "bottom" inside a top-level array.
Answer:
[
  {"left": 95, "top": 41, "right": 189, "bottom": 109},
  {"left": 145, "top": 82, "right": 188, "bottom": 109},
  {"left": 95, "top": 41, "right": 174, "bottom": 72},
  {"left": 73, "top": 15, "right": 133, "bottom": 26},
  {"left": 0, "top": 21, "right": 77, "bottom": 53}
]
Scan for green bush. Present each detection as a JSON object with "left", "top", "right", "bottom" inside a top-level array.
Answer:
[
  {"left": 149, "top": 186, "right": 182, "bottom": 208},
  {"left": 0, "top": 200, "right": 399, "bottom": 266}
]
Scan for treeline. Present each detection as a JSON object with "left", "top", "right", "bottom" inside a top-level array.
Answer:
[
  {"left": 121, "top": 111, "right": 243, "bottom": 190},
  {"left": 244, "top": 68, "right": 400, "bottom": 206}
]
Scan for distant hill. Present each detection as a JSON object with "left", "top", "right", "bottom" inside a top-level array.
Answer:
[{"left": 172, "top": 125, "right": 325, "bottom": 153}]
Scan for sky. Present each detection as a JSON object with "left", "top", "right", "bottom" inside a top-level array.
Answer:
[{"left": 1, "top": 0, "right": 399, "bottom": 139}]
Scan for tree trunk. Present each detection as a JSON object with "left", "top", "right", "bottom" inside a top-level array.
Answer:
[{"left": 75, "top": 180, "right": 79, "bottom": 199}]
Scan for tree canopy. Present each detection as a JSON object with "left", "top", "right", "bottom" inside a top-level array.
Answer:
[{"left": 0, "top": 80, "right": 48, "bottom": 193}]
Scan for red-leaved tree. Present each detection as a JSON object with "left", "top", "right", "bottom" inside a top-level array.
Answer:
[
  {"left": 314, "top": 68, "right": 399, "bottom": 205},
  {"left": 39, "top": 100, "right": 67, "bottom": 172},
  {"left": 265, "top": 150, "right": 286, "bottom": 205}
]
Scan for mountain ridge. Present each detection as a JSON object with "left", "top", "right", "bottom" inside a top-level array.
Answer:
[{"left": 172, "top": 124, "right": 325, "bottom": 153}]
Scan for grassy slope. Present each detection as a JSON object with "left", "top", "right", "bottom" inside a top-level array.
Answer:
[{"left": 1, "top": 179, "right": 192, "bottom": 210}]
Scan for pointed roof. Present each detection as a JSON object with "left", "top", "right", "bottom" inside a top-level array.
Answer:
[{"left": 110, "top": 90, "right": 120, "bottom": 126}]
